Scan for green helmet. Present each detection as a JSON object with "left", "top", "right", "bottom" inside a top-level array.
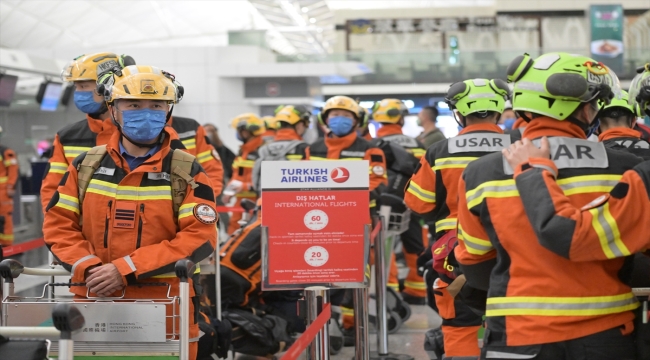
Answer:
[
  {"left": 602, "top": 90, "right": 634, "bottom": 113},
  {"left": 445, "top": 78, "right": 510, "bottom": 116},
  {"left": 628, "top": 64, "right": 650, "bottom": 117},
  {"left": 506, "top": 52, "right": 618, "bottom": 120}
]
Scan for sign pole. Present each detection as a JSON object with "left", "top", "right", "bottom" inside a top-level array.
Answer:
[
  {"left": 353, "top": 287, "right": 369, "bottom": 360},
  {"left": 306, "top": 286, "right": 329, "bottom": 360}
]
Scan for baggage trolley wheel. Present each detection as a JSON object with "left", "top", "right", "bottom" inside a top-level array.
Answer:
[
  {"left": 387, "top": 310, "right": 403, "bottom": 334},
  {"left": 396, "top": 301, "right": 412, "bottom": 323}
]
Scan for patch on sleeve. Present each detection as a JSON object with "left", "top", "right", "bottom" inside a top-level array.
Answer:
[
  {"left": 609, "top": 182, "right": 629, "bottom": 199},
  {"left": 372, "top": 165, "right": 385, "bottom": 176},
  {"left": 370, "top": 154, "right": 383, "bottom": 163},
  {"left": 193, "top": 203, "right": 218, "bottom": 224},
  {"left": 580, "top": 194, "right": 609, "bottom": 211}
]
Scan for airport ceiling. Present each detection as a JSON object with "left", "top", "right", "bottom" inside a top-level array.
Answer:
[{"left": 0, "top": 0, "right": 492, "bottom": 55}]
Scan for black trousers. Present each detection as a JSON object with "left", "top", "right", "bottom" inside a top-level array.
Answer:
[{"left": 481, "top": 326, "right": 636, "bottom": 360}]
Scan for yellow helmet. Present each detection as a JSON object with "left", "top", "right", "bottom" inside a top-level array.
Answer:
[
  {"left": 372, "top": 98, "right": 409, "bottom": 124},
  {"left": 61, "top": 52, "right": 135, "bottom": 82},
  {"left": 318, "top": 95, "right": 363, "bottom": 125},
  {"left": 262, "top": 116, "right": 278, "bottom": 130},
  {"left": 275, "top": 105, "right": 312, "bottom": 126},
  {"left": 97, "top": 65, "right": 183, "bottom": 104},
  {"left": 231, "top": 113, "right": 266, "bottom": 136}
]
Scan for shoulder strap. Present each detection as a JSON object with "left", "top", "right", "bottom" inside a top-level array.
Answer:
[
  {"left": 77, "top": 145, "right": 107, "bottom": 205},
  {"left": 170, "top": 149, "right": 199, "bottom": 218}
]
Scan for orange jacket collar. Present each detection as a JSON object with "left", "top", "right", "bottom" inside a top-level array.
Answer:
[
  {"left": 325, "top": 131, "right": 358, "bottom": 150},
  {"left": 363, "top": 132, "right": 373, "bottom": 140},
  {"left": 86, "top": 114, "right": 114, "bottom": 134},
  {"left": 523, "top": 116, "right": 587, "bottom": 140},
  {"left": 459, "top": 123, "right": 503, "bottom": 135},
  {"left": 513, "top": 117, "right": 527, "bottom": 129},
  {"left": 274, "top": 128, "right": 302, "bottom": 141},
  {"left": 241, "top": 136, "right": 264, "bottom": 154},
  {"left": 598, "top": 127, "right": 641, "bottom": 142},
  {"left": 376, "top": 124, "right": 403, "bottom": 137},
  {"left": 106, "top": 126, "right": 174, "bottom": 173}
]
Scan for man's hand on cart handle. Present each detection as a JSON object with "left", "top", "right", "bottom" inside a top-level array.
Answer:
[{"left": 86, "top": 264, "right": 125, "bottom": 297}]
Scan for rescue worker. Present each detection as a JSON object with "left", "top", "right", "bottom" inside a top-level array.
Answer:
[
  {"left": 43, "top": 65, "right": 217, "bottom": 360},
  {"left": 167, "top": 115, "right": 224, "bottom": 196},
  {"left": 261, "top": 115, "right": 277, "bottom": 144},
  {"left": 597, "top": 90, "right": 650, "bottom": 159},
  {"left": 310, "top": 95, "right": 388, "bottom": 345},
  {"left": 222, "top": 114, "right": 265, "bottom": 234},
  {"left": 0, "top": 127, "right": 18, "bottom": 247},
  {"left": 455, "top": 53, "right": 642, "bottom": 360},
  {"left": 41, "top": 52, "right": 135, "bottom": 210},
  {"left": 372, "top": 98, "right": 427, "bottom": 303},
  {"left": 252, "top": 105, "right": 311, "bottom": 192},
  {"left": 417, "top": 106, "right": 446, "bottom": 148},
  {"left": 405, "top": 79, "right": 512, "bottom": 358}
]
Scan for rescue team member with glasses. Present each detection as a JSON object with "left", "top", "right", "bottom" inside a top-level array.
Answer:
[
  {"left": 372, "top": 99, "right": 428, "bottom": 304},
  {"left": 454, "top": 53, "right": 643, "bottom": 360},
  {"left": 41, "top": 52, "right": 135, "bottom": 211},
  {"left": 222, "top": 114, "right": 266, "bottom": 234},
  {"left": 597, "top": 89, "right": 650, "bottom": 160},
  {"left": 43, "top": 65, "right": 217, "bottom": 360},
  {"left": 309, "top": 95, "right": 388, "bottom": 344},
  {"left": 405, "top": 79, "right": 512, "bottom": 358},
  {"left": 501, "top": 66, "right": 650, "bottom": 360},
  {"left": 0, "top": 126, "right": 18, "bottom": 247}
]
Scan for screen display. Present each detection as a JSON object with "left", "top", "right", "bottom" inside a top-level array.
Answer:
[
  {"left": 40, "top": 82, "right": 63, "bottom": 111},
  {"left": 0, "top": 74, "right": 19, "bottom": 107}
]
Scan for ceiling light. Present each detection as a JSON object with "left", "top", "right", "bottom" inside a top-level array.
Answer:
[
  {"left": 301, "top": 7, "right": 308, "bottom": 12},
  {"left": 309, "top": 18, "right": 316, "bottom": 23}
]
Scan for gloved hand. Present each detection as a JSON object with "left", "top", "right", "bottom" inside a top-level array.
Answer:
[{"left": 417, "top": 246, "right": 433, "bottom": 277}]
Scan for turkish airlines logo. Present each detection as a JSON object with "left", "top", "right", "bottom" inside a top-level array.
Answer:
[{"left": 331, "top": 167, "right": 350, "bottom": 183}]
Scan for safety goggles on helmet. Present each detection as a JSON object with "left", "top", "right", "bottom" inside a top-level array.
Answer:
[
  {"left": 230, "top": 113, "right": 266, "bottom": 136},
  {"left": 372, "top": 99, "right": 409, "bottom": 124},
  {"left": 96, "top": 65, "right": 183, "bottom": 104},
  {"left": 628, "top": 64, "right": 650, "bottom": 117},
  {"left": 61, "top": 53, "right": 135, "bottom": 82},
  {"left": 506, "top": 52, "right": 619, "bottom": 120},
  {"left": 275, "top": 105, "right": 312, "bottom": 126}
]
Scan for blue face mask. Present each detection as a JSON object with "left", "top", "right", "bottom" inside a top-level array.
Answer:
[
  {"left": 74, "top": 91, "right": 104, "bottom": 114},
  {"left": 503, "top": 118, "right": 516, "bottom": 130},
  {"left": 236, "top": 132, "right": 244, "bottom": 142},
  {"left": 120, "top": 109, "right": 167, "bottom": 143},
  {"left": 328, "top": 116, "right": 355, "bottom": 137},
  {"left": 587, "top": 118, "right": 600, "bottom": 138}
]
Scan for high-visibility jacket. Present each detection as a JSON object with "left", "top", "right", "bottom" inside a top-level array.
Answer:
[
  {"left": 227, "top": 136, "right": 264, "bottom": 199},
  {"left": 376, "top": 124, "right": 426, "bottom": 159},
  {"left": 0, "top": 145, "right": 18, "bottom": 245},
  {"left": 598, "top": 127, "right": 650, "bottom": 160},
  {"left": 170, "top": 116, "right": 224, "bottom": 196},
  {"left": 405, "top": 123, "right": 509, "bottom": 236},
  {"left": 41, "top": 115, "right": 115, "bottom": 210},
  {"left": 455, "top": 117, "right": 642, "bottom": 346},
  {"left": 252, "top": 128, "right": 309, "bottom": 192},
  {"left": 43, "top": 126, "right": 217, "bottom": 296},
  {"left": 310, "top": 132, "right": 387, "bottom": 210},
  {"left": 513, "top": 158, "right": 650, "bottom": 261},
  {"left": 262, "top": 129, "right": 276, "bottom": 144}
]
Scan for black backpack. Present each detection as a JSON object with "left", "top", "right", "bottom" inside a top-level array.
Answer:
[{"left": 223, "top": 308, "right": 294, "bottom": 357}]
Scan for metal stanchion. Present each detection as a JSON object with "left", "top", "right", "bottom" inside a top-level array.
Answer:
[
  {"left": 370, "top": 204, "right": 413, "bottom": 360},
  {"left": 353, "top": 287, "right": 369, "bottom": 360},
  {"left": 306, "top": 286, "right": 330, "bottom": 360},
  {"left": 175, "top": 259, "right": 195, "bottom": 360},
  {"left": 215, "top": 234, "right": 222, "bottom": 321}
]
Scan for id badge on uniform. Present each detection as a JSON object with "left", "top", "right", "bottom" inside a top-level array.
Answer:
[{"left": 113, "top": 201, "right": 136, "bottom": 229}]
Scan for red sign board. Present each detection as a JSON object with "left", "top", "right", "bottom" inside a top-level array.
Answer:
[{"left": 261, "top": 161, "right": 370, "bottom": 289}]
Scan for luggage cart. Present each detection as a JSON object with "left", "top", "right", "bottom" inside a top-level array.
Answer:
[{"left": 0, "top": 258, "right": 196, "bottom": 360}]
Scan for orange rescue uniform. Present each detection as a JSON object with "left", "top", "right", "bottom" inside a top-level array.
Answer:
[
  {"left": 226, "top": 135, "right": 264, "bottom": 234},
  {"left": 0, "top": 146, "right": 18, "bottom": 246},
  {"left": 43, "top": 127, "right": 217, "bottom": 359}
]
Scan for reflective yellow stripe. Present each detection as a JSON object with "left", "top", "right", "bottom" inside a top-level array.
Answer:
[
  {"left": 409, "top": 148, "right": 426, "bottom": 158},
  {"left": 181, "top": 138, "right": 196, "bottom": 150},
  {"left": 236, "top": 191, "right": 257, "bottom": 198},
  {"left": 407, "top": 181, "right": 436, "bottom": 203},
  {"left": 465, "top": 179, "right": 518, "bottom": 209},
  {"left": 49, "top": 162, "right": 68, "bottom": 174},
  {"left": 63, "top": 146, "right": 91, "bottom": 158},
  {"left": 341, "top": 307, "right": 354, "bottom": 316},
  {"left": 286, "top": 155, "right": 303, "bottom": 160},
  {"left": 433, "top": 157, "right": 478, "bottom": 172},
  {"left": 3, "top": 160, "right": 15, "bottom": 167},
  {"left": 589, "top": 202, "right": 630, "bottom": 259},
  {"left": 86, "top": 180, "right": 172, "bottom": 201},
  {"left": 56, "top": 193, "right": 80, "bottom": 214},
  {"left": 310, "top": 156, "right": 364, "bottom": 161},
  {"left": 557, "top": 175, "right": 622, "bottom": 196},
  {"left": 458, "top": 225, "right": 492, "bottom": 255},
  {"left": 369, "top": 199, "right": 376, "bottom": 208},
  {"left": 435, "top": 218, "right": 457, "bottom": 231},
  {"left": 152, "top": 264, "right": 201, "bottom": 278},
  {"left": 234, "top": 159, "right": 256, "bottom": 168},
  {"left": 404, "top": 280, "right": 427, "bottom": 290},
  {"left": 0, "top": 234, "right": 13, "bottom": 240},
  {"left": 486, "top": 293, "right": 639, "bottom": 317},
  {"left": 197, "top": 150, "right": 212, "bottom": 164},
  {"left": 0, "top": 177, "right": 7, "bottom": 184},
  {"left": 387, "top": 282, "right": 399, "bottom": 291},
  {"left": 178, "top": 203, "right": 196, "bottom": 220}
]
